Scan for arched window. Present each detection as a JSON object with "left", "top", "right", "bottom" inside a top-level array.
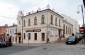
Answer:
[
  {"left": 55, "top": 18, "right": 57, "bottom": 26},
  {"left": 23, "top": 20, "right": 25, "bottom": 27},
  {"left": 66, "top": 26, "right": 67, "bottom": 34},
  {"left": 41, "top": 15, "right": 45, "bottom": 24},
  {"left": 59, "top": 19, "right": 61, "bottom": 27},
  {"left": 19, "top": 21, "right": 21, "bottom": 25},
  {"left": 28, "top": 18, "right": 30, "bottom": 26},
  {"left": 50, "top": 15, "right": 53, "bottom": 24},
  {"left": 34, "top": 17, "right": 37, "bottom": 25}
]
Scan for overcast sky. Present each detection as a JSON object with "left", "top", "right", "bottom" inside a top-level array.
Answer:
[{"left": 0, "top": 0, "right": 83, "bottom": 26}]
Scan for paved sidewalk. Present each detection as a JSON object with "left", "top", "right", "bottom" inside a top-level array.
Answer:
[{"left": 9, "top": 43, "right": 85, "bottom": 55}]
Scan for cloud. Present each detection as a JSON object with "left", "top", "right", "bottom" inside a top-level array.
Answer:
[
  {"left": 0, "top": 0, "right": 82, "bottom": 26},
  {"left": 0, "top": 1, "right": 19, "bottom": 26}
]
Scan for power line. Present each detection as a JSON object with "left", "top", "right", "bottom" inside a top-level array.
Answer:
[{"left": 0, "top": 15, "right": 17, "bottom": 20}]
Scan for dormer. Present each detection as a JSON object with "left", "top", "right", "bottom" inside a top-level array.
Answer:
[{"left": 17, "top": 11, "right": 24, "bottom": 20}]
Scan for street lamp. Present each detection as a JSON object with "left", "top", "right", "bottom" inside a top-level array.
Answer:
[
  {"left": 77, "top": 5, "right": 85, "bottom": 47},
  {"left": 77, "top": 5, "right": 84, "bottom": 26}
]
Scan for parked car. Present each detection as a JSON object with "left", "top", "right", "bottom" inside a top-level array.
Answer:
[
  {"left": 0, "top": 39, "right": 12, "bottom": 48},
  {"left": 75, "top": 33, "right": 82, "bottom": 41},
  {"left": 0, "top": 39, "right": 7, "bottom": 47},
  {"left": 66, "top": 36, "right": 78, "bottom": 44},
  {"left": 6, "top": 41, "right": 12, "bottom": 47}
]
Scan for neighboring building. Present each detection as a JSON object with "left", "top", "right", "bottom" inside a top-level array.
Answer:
[
  {"left": 61, "top": 14, "right": 79, "bottom": 34},
  {"left": 6, "top": 24, "right": 17, "bottom": 43},
  {"left": 0, "top": 24, "right": 8, "bottom": 41},
  {"left": 17, "top": 9, "right": 64, "bottom": 43},
  {"left": 63, "top": 20, "right": 73, "bottom": 38}
]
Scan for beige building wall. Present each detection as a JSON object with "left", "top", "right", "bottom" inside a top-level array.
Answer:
[{"left": 17, "top": 9, "right": 64, "bottom": 43}]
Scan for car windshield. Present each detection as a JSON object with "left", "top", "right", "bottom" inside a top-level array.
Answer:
[{"left": 68, "top": 36, "right": 76, "bottom": 40}]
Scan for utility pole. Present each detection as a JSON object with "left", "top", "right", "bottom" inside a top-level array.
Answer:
[
  {"left": 83, "top": 0, "right": 85, "bottom": 8},
  {"left": 83, "top": 0, "right": 85, "bottom": 46}
]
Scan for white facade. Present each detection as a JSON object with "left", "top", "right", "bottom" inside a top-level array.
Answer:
[
  {"left": 5, "top": 9, "right": 75, "bottom": 44},
  {"left": 6, "top": 25, "right": 17, "bottom": 43},
  {"left": 63, "top": 20, "right": 73, "bottom": 38},
  {"left": 61, "top": 14, "right": 79, "bottom": 34},
  {"left": 17, "top": 9, "right": 64, "bottom": 43}
]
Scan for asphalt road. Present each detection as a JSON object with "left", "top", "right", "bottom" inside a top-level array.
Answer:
[
  {"left": 9, "top": 43, "right": 85, "bottom": 55},
  {"left": 0, "top": 46, "right": 37, "bottom": 55}
]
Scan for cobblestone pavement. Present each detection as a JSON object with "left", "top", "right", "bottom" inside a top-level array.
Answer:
[{"left": 9, "top": 43, "right": 85, "bottom": 55}]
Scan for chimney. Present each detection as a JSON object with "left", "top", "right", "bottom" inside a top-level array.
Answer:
[
  {"left": 4, "top": 24, "right": 8, "bottom": 27},
  {"left": 13, "top": 23, "right": 16, "bottom": 26}
]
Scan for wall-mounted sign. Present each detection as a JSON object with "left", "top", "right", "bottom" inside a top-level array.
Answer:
[
  {"left": 27, "top": 33, "right": 30, "bottom": 38},
  {"left": 26, "top": 29, "right": 41, "bottom": 32}
]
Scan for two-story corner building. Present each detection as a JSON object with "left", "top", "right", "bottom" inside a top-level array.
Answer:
[
  {"left": 17, "top": 9, "right": 64, "bottom": 43},
  {"left": 6, "top": 24, "right": 17, "bottom": 43},
  {"left": 63, "top": 20, "right": 73, "bottom": 38}
]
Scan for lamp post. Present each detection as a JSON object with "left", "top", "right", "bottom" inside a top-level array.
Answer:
[
  {"left": 77, "top": 5, "right": 85, "bottom": 47},
  {"left": 77, "top": 5, "right": 84, "bottom": 26}
]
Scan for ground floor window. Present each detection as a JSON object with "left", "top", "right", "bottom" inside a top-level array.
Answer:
[
  {"left": 34, "top": 33, "right": 37, "bottom": 40},
  {"left": 42, "top": 33, "right": 45, "bottom": 41},
  {"left": 28, "top": 33, "right": 31, "bottom": 40},
  {"left": 19, "top": 37, "right": 21, "bottom": 43}
]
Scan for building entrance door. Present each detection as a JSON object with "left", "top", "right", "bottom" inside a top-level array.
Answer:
[{"left": 19, "top": 37, "right": 21, "bottom": 43}]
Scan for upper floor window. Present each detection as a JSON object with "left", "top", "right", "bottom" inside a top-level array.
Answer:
[
  {"left": 12, "top": 29, "right": 14, "bottom": 34},
  {"left": 59, "top": 19, "right": 61, "bottom": 27},
  {"left": 55, "top": 18, "right": 57, "bottom": 26},
  {"left": 66, "top": 26, "right": 67, "bottom": 34},
  {"left": 19, "top": 21, "right": 21, "bottom": 25},
  {"left": 41, "top": 15, "right": 45, "bottom": 24},
  {"left": 34, "top": 17, "right": 37, "bottom": 25},
  {"left": 15, "top": 29, "right": 17, "bottom": 33},
  {"left": 23, "top": 20, "right": 25, "bottom": 27},
  {"left": 28, "top": 18, "right": 31, "bottom": 26},
  {"left": 50, "top": 15, "right": 53, "bottom": 24},
  {"left": 10, "top": 29, "right": 11, "bottom": 34}
]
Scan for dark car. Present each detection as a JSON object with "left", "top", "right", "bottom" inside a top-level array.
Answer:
[
  {"left": 66, "top": 36, "right": 78, "bottom": 44},
  {"left": 0, "top": 39, "right": 12, "bottom": 47},
  {"left": 75, "top": 33, "right": 82, "bottom": 41},
  {"left": 6, "top": 41, "right": 12, "bottom": 47},
  {"left": 0, "top": 40, "right": 7, "bottom": 47}
]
